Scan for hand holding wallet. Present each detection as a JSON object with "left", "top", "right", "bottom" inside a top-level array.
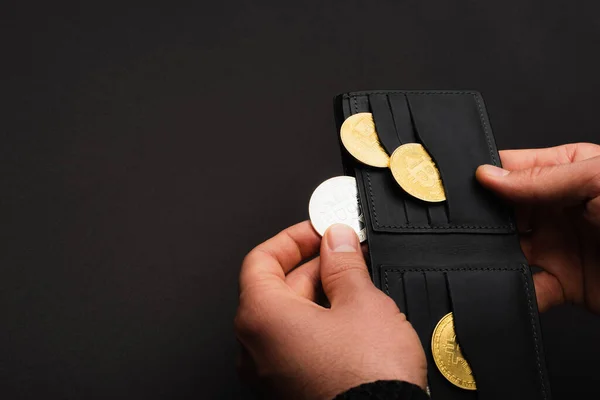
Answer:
[
  {"left": 235, "top": 221, "right": 429, "bottom": 400},
  {"left": 476, "top": 144, "right": 600, "bottom": 314}
]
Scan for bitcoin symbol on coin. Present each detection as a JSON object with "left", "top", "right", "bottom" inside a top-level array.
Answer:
[
  {"left": 389, "top": 143, "right": 446, "bottom": 202},
  {"left": 406, "top": 154, "right": 437, "bottom": 187},
  {"left": 354, "top": 118, "right": 377, "bottom": 144},
  {"left": 431, "top": 313, "right": 476, "bottom": 390}
]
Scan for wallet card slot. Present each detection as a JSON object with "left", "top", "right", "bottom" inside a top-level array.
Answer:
[
  {"left": 403, "top": 272, "right": 431, "bottom": 347},
  {"left": 351, "top": 94, "right": 370, "bottom": 113},
  {"left": 369, "top": 93, "right": 448, "bottom": 227},
  {"left": 383, "top": 269, "right": 407, "bottom": 315},
  {"left": 428, "top": 204, "right": 448, "bottom": 225},
  {"left": 400, "top": 93, "right": 449, "bottom": 227},
  {"left": 425, "top": 272, "right": 451, "bottom": 328},
  {"left": 405, "top": 196, "right": 430, "bottom": 225},
  {"left": 364, "top": 170, "right": 427, "bottom": 227},
  {"left": 388, "top": 93, "right": 418, "bottom": 143},
  {"left": 425, "top": 272, "right": 472, "bottom": 400},
  {"left": 369, "top": 93, "right": 401, "bottom": 155},
  {"left": 406, "top": 93, "right": 512, "bottom": 230},
  {"left": 446, "top": 267, "right": 550, "bottom": 400},
  {"left": 383, "top": 268, "right": 474, "bottom": 400},
  {"left": 342, "top": 95, "right": 351, "bottom": 120}
]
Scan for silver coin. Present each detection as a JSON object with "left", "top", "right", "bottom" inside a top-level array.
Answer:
[{"left": 308, "top": 176, "right": 367, "bottom": 243}]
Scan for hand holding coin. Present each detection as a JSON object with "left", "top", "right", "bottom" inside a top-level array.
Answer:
[
  {"left": 235, "top": 222, "right": 427, "bottom": 399},
  {"left": 309, "top": 176, "right": 366, "bottom": 242}
]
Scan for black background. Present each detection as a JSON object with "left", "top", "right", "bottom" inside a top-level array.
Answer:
[{"left": 3, "top": 1, "right": 600, "bottom": 399}]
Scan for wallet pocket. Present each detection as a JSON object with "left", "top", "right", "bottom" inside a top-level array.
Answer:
[
  {"left": 343, "top": 91, "right": 514, "bottom": 234},
  {"left": 381, "top": 264, "right": 548, "bottom": 400}
]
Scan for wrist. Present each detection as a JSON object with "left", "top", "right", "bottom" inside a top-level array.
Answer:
[{"left": 333, "top": 380, "right": 430, "bottom": 400}]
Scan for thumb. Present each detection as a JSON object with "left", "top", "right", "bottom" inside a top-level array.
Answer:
[
  {"left": 320, "top": 224, "right": 376, "bottom": 307},
  {"left": 476, "top": 157, "right": 600, "bottom": 207}
]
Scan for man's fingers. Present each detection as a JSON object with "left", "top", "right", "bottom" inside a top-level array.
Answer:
[
  {"left": 533, "top": 271, "right": 565, "bottom": 312},
  {"left": 476, "top": 156, "right": 600, "bottom": 205},
  {"left": 585, "top": 197, "right": 600, "bottom": 226},
  {"left": 254, "top": 220, "right": 321, "bottom": 273},
  {"left": 319, "top": 224, "right": 376, "bottom": 307},
  {"left": 499, "top": 143, "right": 600, "bottom": 170},
  {"left": 240, "top": 221, "right": 321, "bottom": 290},
  {"left": 285, "top": 257, "right": 321, "bottom": 301}
]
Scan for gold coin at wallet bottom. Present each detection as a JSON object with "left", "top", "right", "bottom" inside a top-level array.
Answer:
[
  {"left": 389, "top": 143, "right": 446, "bottom": 202},
  {"left": 431, "top": 312, "right": 477, "bottom": 391}
]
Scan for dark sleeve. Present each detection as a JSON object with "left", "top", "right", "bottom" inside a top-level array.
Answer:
[{"left": 333, "top": 380, "right": 429, "bottom": 400}]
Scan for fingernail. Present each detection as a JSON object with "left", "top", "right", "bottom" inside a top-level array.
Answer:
[
  {"left": 327, "top": 224, "right": 358, "bottom": 253},
  {"left": 481, "top": 164, "right": 510, "bottom": 177}
]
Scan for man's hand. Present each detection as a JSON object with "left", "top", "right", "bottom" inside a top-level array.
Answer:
[
  {"left": 476, "top": 143, "right": 600, "bottom": 313},
  {"left": 235, "top": 223, "right": 427, "bottom": 400}
]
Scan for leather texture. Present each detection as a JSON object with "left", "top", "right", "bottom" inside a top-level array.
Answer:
[{"left": 333, "top": 91, "right": 551, "bottom": 400}]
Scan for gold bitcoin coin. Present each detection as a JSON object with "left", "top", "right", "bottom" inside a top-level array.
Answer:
[
  {"left": 431, "top": 313, "right": 477, "bottom": 391},
  {"left": 340, "top": 113, "right": 390, "bottom": 168},
  {"left": 389, "top": 143, "right": 446, "bottom": 202}
]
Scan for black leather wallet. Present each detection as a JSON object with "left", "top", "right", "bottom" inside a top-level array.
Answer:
[{"left": 333, "top": 91, "right": 551, "bottom": 400}]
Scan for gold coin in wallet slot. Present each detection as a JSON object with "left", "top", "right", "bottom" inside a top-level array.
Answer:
[
  {"left": 431, "top": 312, "right": 477, "bottom": 391},
  {"left": 340, "top": 113, "right": 390, "bottom": 168},
  {"left": 308, "top": 176, "right": 367, "bottom": 243},
  {"left": 389, "top": 143, "right": 446, "bottom": 202}
]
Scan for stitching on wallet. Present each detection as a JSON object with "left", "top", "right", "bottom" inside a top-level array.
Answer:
[
  {"left": 384, "top": 267, "right": 521, "bottom": 275},
  {"left": 365, "top": 171, "right": 511, "bottom": 229},
  {"left": 366, "top": 172, "right": 380, "bottom": 226},
  {"left": 520, "top": 264, "right": 548, "bottom": 399},
  {"left": 345, "top": 91, "right": 477, "bottom": 96},
  {"left": 384, "top": 270, "right": 390, "bottom": 294},
  {"left": 354, "top": 91, "right": 511, "bottom": 231},
  {"left": 473, "top": 94, "right": 498, "bottom": 166},
  {"left": 383, "top": 266, "right": 548, "bottom": 398}
]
